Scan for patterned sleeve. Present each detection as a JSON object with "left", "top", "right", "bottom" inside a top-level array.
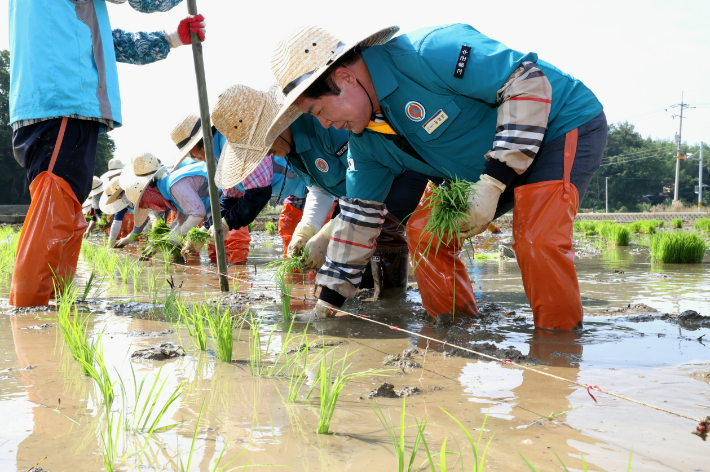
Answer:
[
  {"left": 241, "top": 157, "right": 274, "bottom": 190},
  {"left": 128, "top": 0, "right": 183, "bottom": 13},
  {"left": 112, "top": 29, "right": 171, "bottom": 65}
]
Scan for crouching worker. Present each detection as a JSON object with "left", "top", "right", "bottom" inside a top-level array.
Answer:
[
  {"left": 120, "top": 153, "right": 209, "bottom": 257},
  {"left": 83, "top": 176, "right": 106, "bottom": 238}
]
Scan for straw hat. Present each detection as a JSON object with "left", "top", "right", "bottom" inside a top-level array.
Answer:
[
  {"left": 170, "top": 114, "right": 204, "bottom": 170},
  {"left": 266, "top": 25, "right": 399, "bottom": 144},
  {"left": 212, "top": 83, "right": 281, "bottom": 189},
  {"left": 82, "top": 198, "right": 92, "bottom": 215},
  {"left": 99, "top": 176, "right": 129, "bottom": 214},
  {"left": 100, "top": 158, "right": 125, "bottom": 183},
  {"left": 120, "top": 153, "right": 167, "bottom": 226},
  {"left": 88, "top": 176, "right": 105, "bottom": 197}
]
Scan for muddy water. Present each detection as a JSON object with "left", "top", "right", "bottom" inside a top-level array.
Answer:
[{"left": 0, "top": 231, "right": 709, "bottom": 471}]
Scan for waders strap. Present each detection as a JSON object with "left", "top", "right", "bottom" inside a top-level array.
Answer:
[
  {"left": 562, "top": 127, "right": 578, "bottom": 200},
  {"left": 47, "top": 117, "right": 69, "bottom": 175}
]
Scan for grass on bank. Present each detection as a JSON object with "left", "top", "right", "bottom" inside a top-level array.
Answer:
[{"left": 650, "top": 231, "right": 708, "bottom": 263}]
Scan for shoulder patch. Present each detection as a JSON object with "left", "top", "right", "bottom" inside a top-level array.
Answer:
[
  {"left": 453, "top": 45, "right": 471, "bottom": 79},
  {"left": 335, "top": 141, "right": 349, "bottom": 157}
]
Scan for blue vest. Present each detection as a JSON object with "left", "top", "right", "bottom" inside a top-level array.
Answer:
[
  {"left": 288, "top": 115, "right": 349, "bottom": 198},
  {"left": 156, "top": 162, "right": 210, "bottom": 215},
  {"left": 9, "top": 0, "right": 122, "bottom": 127}
]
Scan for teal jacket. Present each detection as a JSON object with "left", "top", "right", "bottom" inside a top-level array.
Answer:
[
  {"left": 288, "top": 115, "right": 349, "bottom": 198},
  {"left": 347, "top": 23, "right": 604, "bottom": 202},
  {"left": 156, "top": 162, "right": 210, "bottom": 216}
]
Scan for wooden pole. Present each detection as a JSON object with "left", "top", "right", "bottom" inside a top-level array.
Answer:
[{"left": 186, "top": 0, "right": 229, "bottom": 291}]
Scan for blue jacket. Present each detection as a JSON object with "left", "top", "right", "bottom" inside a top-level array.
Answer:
[
  {"left": 9, "top": 0, "right": 122, "bottom": 126},
  {"left": 347, "top": 24, "right": 604, "bottom": 202},
  {"left": 156, "top": 162, "right": 210, "bottom": 216},
  {"left": 288, "top": 115, "right": 349, "bottom": 198}
]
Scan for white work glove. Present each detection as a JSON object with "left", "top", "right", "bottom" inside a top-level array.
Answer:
[
  {"left": 209, "top": 217, "right": 230, "bottom": 239},
  {"left": 288, "top": 222, "right": 317, "bottom": 257},
  {"left": 459, "top": 174, "right": 506, "bottom": 239},
  {"left": 294, "top": 299, "right": 340, "bottom": 321},
  {"left": 181, "top": 226, "right": 209, "bottom": 257},
  {"left": 107, "top": 218, "right": 123, "bottom": 246},
  {"left": 302, "top": 219, "right": 335, "bottom": 270},
  {"left": 113, "top": 232, "right": 139, "bottom": 248}
]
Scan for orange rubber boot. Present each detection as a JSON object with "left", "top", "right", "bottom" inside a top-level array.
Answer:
[
  {"left": 224, "top": 226, "right": 251, "bottom": 264},
  {"left": 406, "top": 183, "right": 478, "bottom": 319},
  {"left": 277, "top": 202, "right": 303, "bottom": 256},
  {"left": 512, "top": 129, "right": 583, "bottom": 331}
]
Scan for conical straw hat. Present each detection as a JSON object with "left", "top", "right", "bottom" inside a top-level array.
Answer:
[
  {"left": 88, "top": 175, "right": 105, "bottom": 197},
  {"left": 99, "top": 176, "right": 129, "bottom": 214},
  {"left": 100, "top": 158, "right": 125, "bottom": 183},
  {"left": 171, "top": 114, "right": 204, "bottom": 169},
  {"left": 212, "top": 83, "right": 282, "bottom": 189},
  {"left": 266, "top": 25, "right": 399, "bottom": 144}
]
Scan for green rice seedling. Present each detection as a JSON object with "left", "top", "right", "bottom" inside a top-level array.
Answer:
[
  {"left": 275, "top": 275, "right": 294, "bottom": 322},
  {"left": 672, "top": 218, "right": 683, "bottom": 229},
  {"left": 55, "top": 283, "right": 97, "bottom": 376},
  {"left": 308, "top": 350, "right": 389, "bottom": 434},
  {"left": 149, "top": 219, "right": 171, "bottom": 241},
  {"left": 131, "top": 263, "right": 144, "bottom": 291},
  {"left": 247, "top": 221, "right": 255, "bottom": 232},
  {"left": 186, "top": 227, "right": 210, "bottom": 245},
  {"left": 247, "top": 313, "right": 302, "bottom": 377},
  {"left": 573, "top": 221, "right": 598, "bottom": 234},
  {"left": 372, "top": 397, "right": 435, "bottom": 472},
  {"left": 652, "top": 219, "right": 665, "bottom": 228},
  {"left": 650, "top": 231, "right": 707, "bottom": 263},
  {"left": 178, "top": 302, "right": 208, "bottom": 351},
  {"left": 599, "top": 223, "right": 630, "bottom": 246},
  {"left": 163, "top": 285, "right": 182, "bottom": 321},
  {"left": 440, "top": 408, "right": 492, "bottom": 472},
  {"left": 473, "top": 252, "right": 499, "bottom": 261},
  {"left": 286, "top": 330, "right": 323, "bottom": 403},
  {"left": 521, "top": 447, "right": 634, "bottom": 472},
  {"left": 145, "top": 270, "right": 161, "bottom": 305},
  {"left": 628, "top": 220, "right": 662, "bottom": 234},
  {"left": 205, "top": 306, "right": 243, "bottom": 363},
  {"left": 79, "top": 272, "right": 104, "bottom": 302},
  {"left": 694, "top": 218, "right": 710, "bottom": 232},
  {"left": 115, "top": 256, "right": 134, "bottom": 284},
  {"left": 77, "top": 334, "right": 115, "bottom": 406},
  {"left": 265, "top": 221, "right": 277, "bottom": 236}
]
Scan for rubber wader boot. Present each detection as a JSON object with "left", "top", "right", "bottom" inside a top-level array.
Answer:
[
  {"left": 371, "top": 213, "right": 409, "bottom": 299},
  {"left": 512, "top": 128, "right": 584, "bottom": 331}
]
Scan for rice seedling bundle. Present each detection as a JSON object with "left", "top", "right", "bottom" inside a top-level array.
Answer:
[
  {"left": 185, "top": 227, "right": 210, "bottom": 244},
  {"left": 650, "top": 231, "right": 707, "bottom": 263},
  {"left": 672, "top": 218, "right": 683, "bottom": 229},
  {"left": 599, "top": 223, "right": 630, "bottom": 246},
  {"left": 421, "top": 178, "right": 471, "bottom": 253},
  {"left": 267, "top": 249, "right": 309, "bottom": 321},
  {"left": 248, "top": 221, "right": 255, "bottom": 232},
  {"left": 265, "top": 221, "right": 277, "bottom": 236},
  {"left": 627, "top": 221, "right": 657, "bottom": 234},
  {"left": 96, "top": 214, "right": 110, "bottom": 231},
  {"left": 149, "top": 219, "right": 171, "bottom": 241},
  {"left": 694, "top": 218, "right": 710, "bottom": 232}
]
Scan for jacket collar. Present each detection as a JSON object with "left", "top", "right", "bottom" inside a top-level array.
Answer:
[{"left": 361, "top": 46, "right": 399, "bottom": 102}]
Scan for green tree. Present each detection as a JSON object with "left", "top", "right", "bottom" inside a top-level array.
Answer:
[{"left": 0, "top": 49, "right": 115, "bottom": 205}]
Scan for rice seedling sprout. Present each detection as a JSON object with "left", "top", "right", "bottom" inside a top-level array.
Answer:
[
  {"left": 599, "top": 223, "right": 630, "bottom": 246},
  {"left": 694, "top": 218, "right": 710, "bottom": 232},
  {"left": 205, "top": 305, "right": 244, "bottom": 363},
  {"left": 672, "top": 218, "right": 683, "bottom": 229},
  {"left": 441, "top": 408, "right": 492, "bottom": 471}
]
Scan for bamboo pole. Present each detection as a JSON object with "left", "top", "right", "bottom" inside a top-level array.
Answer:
[{"left": 186, "top": 0, "right": 229, "bottom": 291}]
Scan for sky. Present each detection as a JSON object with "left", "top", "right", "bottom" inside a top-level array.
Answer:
[{"left": 3, "top": 0, "right": 710, "bottom": 166}]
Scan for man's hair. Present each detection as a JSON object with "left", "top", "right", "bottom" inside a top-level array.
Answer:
[{"left": 301, "top": 47, "right": 361, "bottom": 99}]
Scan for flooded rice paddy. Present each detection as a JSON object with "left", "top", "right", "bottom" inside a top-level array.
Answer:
[{"left": 1, "top": 228, "right": 709, "bottom": 471}]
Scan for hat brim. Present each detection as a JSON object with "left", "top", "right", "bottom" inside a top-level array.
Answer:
[
  {"left": 100, "top": 168, "right": 123, "bottom": 183},
  {"left": 125, "top": 179, "right": 152, "bottom": 227},
  {"left": 173, "top": 127, "right": 204, "bottom": 170},
  {"left": 215, "top": 141, "right": 268, "bottom": 189},
  {"left": 265, "top": 26, "right": 400, "bottom": 144},
  {"left": 99, "top": 191, "right": 129, "bottom": 214},
  {"left": 88, "top": 183, "right": 105, "bottom": 197}
]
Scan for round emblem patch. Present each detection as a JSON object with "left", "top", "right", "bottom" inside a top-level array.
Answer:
[
  {"left": 315, "top": 158, "right": 329, "bottom": 172},
  {"left": 405, "top": 101, "right": 426, "bottom": 122}
]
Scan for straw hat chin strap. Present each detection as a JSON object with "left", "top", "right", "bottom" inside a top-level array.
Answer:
[
  {"left": 282, "top": 41, "right": 347, "bottom": 95},
  {"left": 231, "top": 144, "right": 265, "bottom": 152}
]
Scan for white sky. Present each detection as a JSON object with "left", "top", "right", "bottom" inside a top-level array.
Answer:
[{"left": 3, "top": 0, "right": 710, "bottom": 166}]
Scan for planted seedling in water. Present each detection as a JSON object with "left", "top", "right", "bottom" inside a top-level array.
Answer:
[
  {"left": 650, "top": 231, "right": 708, "bottom": 263},
  {"left": 265, "top": 221, "right": 277, "bottom": 236},
  {"left": 440, "top": 408, "right": 492, "bottom": 472},
  {"left": 267, "top": 248, "right": 309, "bottom": 321},
  {"left": 205, "top": 305, "right": 244, "bottom": 363}
]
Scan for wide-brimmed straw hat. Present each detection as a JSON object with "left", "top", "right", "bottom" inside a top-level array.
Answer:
[
  {"left": 212, "top": 83, "right": 282, "bottom": 189},
  {"left": 171, "top": 114, "right": 204, "bottom": 170},
  {"left": 100, "top": 158, "right": 125, "bottom": 183},
  {"left": 82, "top": 198, "right": 92, "bottom": 214},
  {"left": 99, "top": 176, "right": 129, "bottom": 214},
  {"left": 120, "top": 153, "right": 167, "bottom": 227},
  {"left": 266, "top": 25, "right": 399, "bottom": 144},
  {"left": 88, "top": 176, "right": 105, "bottom": 197}
]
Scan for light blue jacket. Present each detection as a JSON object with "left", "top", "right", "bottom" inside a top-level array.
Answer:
[
  {"left": 156, "top": 162, "right": 210, "bottom": 216},
  {"left": 288, "top": 114, "right": 349, "bottom": 198},
  {"left": 347, "top": 23, "right": 604, "bottom": 202}
]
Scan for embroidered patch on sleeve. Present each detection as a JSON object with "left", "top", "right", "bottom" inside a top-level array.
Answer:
[
  {"left": 453, "top": 45, "right": 471, "bottom": 79},
  {"left": 335, "top": 142, "right": 349, "bottom": 157}
]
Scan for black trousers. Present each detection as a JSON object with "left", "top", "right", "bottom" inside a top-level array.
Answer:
[
  {"left": 13, "top": 118, "right": 99, "bottom": 202},
  {"left": 384, "top": 170, "right": 443, "bottom": 224}
]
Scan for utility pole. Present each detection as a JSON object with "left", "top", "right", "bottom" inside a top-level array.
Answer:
[
  {"left": 670, "top": 93, "right": 695, "bottom": 202},
  {"left": 605, "top": 177, "right": 608, "bottom": 213},
  {"left": 700, "top": 142, "right": 704, "bottom": 209}
]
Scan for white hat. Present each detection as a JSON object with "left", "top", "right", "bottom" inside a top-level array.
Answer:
[
  {"left": 82, "top": 198, "right": 92, "bottom": 215},
  {"left": 120, "top": 153, "right": 167, "bottom": 226},
  {"left": 99, "top": 176, "right": 129, "bottom": 214},
  {"left": 100, "top": 158, "right": 125, "bottom": 183},
  {"left": 106, "top": 0, "right": 127, "bottom": 3},
  {"left": 266, "top": 25, "right": 399, "bottom": 144},
  {"left": 88, "top": 176, "right": 105, "bottom": 197},
  {"left": 212, "top": 83, "right": 281, "bottom": 189},
  {"left": 170, "top": 114, "right": 204, "bottom": 170}
]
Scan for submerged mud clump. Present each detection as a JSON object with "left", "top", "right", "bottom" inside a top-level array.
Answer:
[
  {"left": 445, "top": 342, "right": 547, "bottom": 365},
  {"left": 213, "top": 292, "right": 278, "bottom": 309},
  {"left": 366, "top": 382, "right": 427, "bottom": 399},
  {"left": 668, "top": 310, "right": 710, "bottom": 329},
  {"left": 131, "top": 343, "right": 185, "bottom": 361},
  {"left": 383, "top": 348, "right": 423, "bottom": 369},
  {"left": 23, "top": 324, "right": 53, "bottom": 330},
  {"left": 286, "top": 339, "right": 348, "bottom": 354}
]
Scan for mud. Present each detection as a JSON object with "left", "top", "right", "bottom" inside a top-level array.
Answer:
[
  {"left": 22, "top": 324, "right": 53, "bottom": 330},
  {"left": 286, "top": 339, "right": 348, "bottom": 354},
  {"left": 445, "top": 342, "right": 546, "bottom": 365},
  {"left": 383, "top": 348, "right": 423, "bottom": 369},
  {"left": 131, "top": 342, "right": 185, "bottom": 361},
  {"left": 366, "top": 382, "right": 427, "bottom": 399},
  {"left": 124, "top": 328, "right": 175, "bottom": 338}
]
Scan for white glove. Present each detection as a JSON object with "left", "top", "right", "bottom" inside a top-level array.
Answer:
[
  {"left": 113, "top": 232, "right": 138, "bottom": 248},
  {"left": 294, "top": 299, "right": 340, "bottom": 321},
  {"left": 459, "top": 174, "right": 506, "bottom": 239},
  {"left": 168, "top": 214, "right": 203, "bottom": 246},
  {"left": 302, "top": 219, "right": 335, "bottom": 270},
  {"left": 209, "top": 217, "right": 230, "bottom": 239},
  {"left": 181, "top": 239, "right": 205, "bottom": 258},
  {"left": 288, "top": 222, "right": 317, "bottom": 256},
  {"left": 107, "top": 218, "right": 123, "bottom": 246}
]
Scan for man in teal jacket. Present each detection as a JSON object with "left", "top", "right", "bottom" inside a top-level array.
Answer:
[
  {"left": 8, "top": 0, "right": 206, "bottom": 306},
  {"left": 269, "top": 24, "right": 607, "bottom": 330}
]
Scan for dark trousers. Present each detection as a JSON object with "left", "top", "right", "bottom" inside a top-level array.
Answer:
[
  {"left": 13, "top": 118, "right": 99, "bottom": 203},
  {"left": 385, "top": 170, "right": 443, "bottom": 224}
]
